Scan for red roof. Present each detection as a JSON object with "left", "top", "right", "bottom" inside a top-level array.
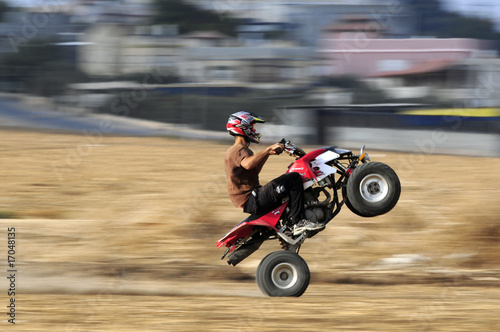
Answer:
[{"left": 322, "top": 15, "right": 386, "bottom": 33}]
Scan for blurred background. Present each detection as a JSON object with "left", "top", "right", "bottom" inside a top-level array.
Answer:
[{"left": 0, "top": 0, "right": 499, "bottom": 154}]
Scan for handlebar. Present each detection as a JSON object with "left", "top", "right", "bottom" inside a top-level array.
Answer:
[{"left": 278, "top": 138, "right": 306, "bottom": 158}]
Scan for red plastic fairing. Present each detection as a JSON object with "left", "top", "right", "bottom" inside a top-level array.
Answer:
[
  {"left": 286, "top": 148, "right": 326, "bottom": 182},
  {"left": 216, "top": 202, "right": 288, "bottom": 248},
  {"left": 216, "top": 222, "right": 253, "bottom": 249}
]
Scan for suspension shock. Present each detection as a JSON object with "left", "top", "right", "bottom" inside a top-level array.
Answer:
[{"left": 279, "top": 238, "right": 290, "bottom": 251}]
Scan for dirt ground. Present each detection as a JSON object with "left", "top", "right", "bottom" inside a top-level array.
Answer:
[{"left": 1, "top": 129, "right": 500, "bottom": 331}]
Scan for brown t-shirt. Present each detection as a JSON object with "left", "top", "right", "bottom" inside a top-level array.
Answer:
[{"left": 225, "top": 143, "right": 260, "bottom": 208}]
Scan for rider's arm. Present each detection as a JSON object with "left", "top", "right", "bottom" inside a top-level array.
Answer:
[{"left": 241, "top": 143, "right": 283, "bottom": 171}]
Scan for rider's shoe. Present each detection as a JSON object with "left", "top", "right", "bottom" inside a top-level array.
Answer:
[{"left": 293, "top": 219, "right": 325, "bottom": 236}]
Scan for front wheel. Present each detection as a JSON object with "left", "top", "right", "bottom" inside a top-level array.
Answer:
[
  {"left": 346, "top": 162, "right": 401, "bottom": 217},
  {"left": 342, "top": 187, "right": 364, "bottom": 217},
  {"left": 256, "top": 251, "right": 310, "bottom": 297}
]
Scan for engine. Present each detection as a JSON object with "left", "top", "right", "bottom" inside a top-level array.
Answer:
[
  {"left": 303, "top": 186, "right": 331, "bottom": 223},
  {"left": 305, "top": 206, "right": 328, "bottom": 223}
]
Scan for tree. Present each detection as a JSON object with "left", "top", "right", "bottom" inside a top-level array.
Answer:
[
  {"left": 151, "top": 0, "right": 238, "bottom": 36},
  {"left": 408, "top": 0, "right": 500, "bottom": 50},
  {"left": 0, "top": 1, "right": 9, "bottom": 21},
  {"left": 0, "top": 38, "right": 87, "bottom": 96}
]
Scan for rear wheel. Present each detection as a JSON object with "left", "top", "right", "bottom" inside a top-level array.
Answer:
[
  {"left": 346, "top": 162, "right": 400, "bottom": 217},
  {"left": 256, "top": 251, "right": 310, "bottom": 297}
]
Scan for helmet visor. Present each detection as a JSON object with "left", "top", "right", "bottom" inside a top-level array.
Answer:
[{"left": 243, "top": 123, "right": 262, "bottom": 143}]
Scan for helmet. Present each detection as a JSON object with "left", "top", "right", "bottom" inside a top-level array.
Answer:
[{"left": 226, "top": 111, "right": 266, "bottom": 143}]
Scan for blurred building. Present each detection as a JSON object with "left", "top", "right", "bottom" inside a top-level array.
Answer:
[
  {"left": 3, "top": 0, "right": 500, "bottom": 108},
  {"left": 193, "top": 0, "right": 413, "bottom": 47},
  {"left": 317, "top": 15, "right": 500, "bottom": 105},
  {"left": 78, "top": 23, "right": 182, "bottom": 77},
  {"left": 78, "top": 22, "right": 314, "bottom": 86},
  {"left": 365, "top": 57, "right": 500, "bottom": 107},
  {"left": 319, "top": 16, "right": 495, "bottom": 77},
  {"left": 182, "top": 43, "right": 313, "bottom": 84}
]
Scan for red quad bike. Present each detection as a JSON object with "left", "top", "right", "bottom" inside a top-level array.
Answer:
[{"left": 216, "top": 139, "right": 401, "bottom": 297}]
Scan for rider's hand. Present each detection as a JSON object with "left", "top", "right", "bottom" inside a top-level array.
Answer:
[{"left": 268, "top": 143, "right": 285, "bottom": 155}]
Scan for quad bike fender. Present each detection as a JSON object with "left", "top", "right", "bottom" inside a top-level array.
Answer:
[{"left": 216, "top": 202, "right": 288, "bottom": 249}]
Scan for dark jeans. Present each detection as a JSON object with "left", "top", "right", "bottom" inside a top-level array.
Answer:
[{"left": 243, "top": 172, "right": 304, "bottom": 224}]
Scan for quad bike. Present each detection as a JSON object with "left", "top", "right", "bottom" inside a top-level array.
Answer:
[{"left": 216, "top": 139, "right": 401, "bottom": 297}]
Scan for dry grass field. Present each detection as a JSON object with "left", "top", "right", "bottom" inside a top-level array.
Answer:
[{"left": 1, "top": 129, "right": 499, "bottom": 331}]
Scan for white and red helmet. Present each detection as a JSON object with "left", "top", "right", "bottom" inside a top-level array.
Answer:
[{"left": 226, "top": 111, "right": 266, "bottom": 143}]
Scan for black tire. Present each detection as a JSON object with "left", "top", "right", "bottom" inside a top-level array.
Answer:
[
  {"left": 342, "top": 187, "right": 364, "bottom": 217},
  {"left": 256, "top": 251, "right": 310, "bottom": 297},
  {"left": 346, "top": 162, "right": 401, "bottom": 217}
]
